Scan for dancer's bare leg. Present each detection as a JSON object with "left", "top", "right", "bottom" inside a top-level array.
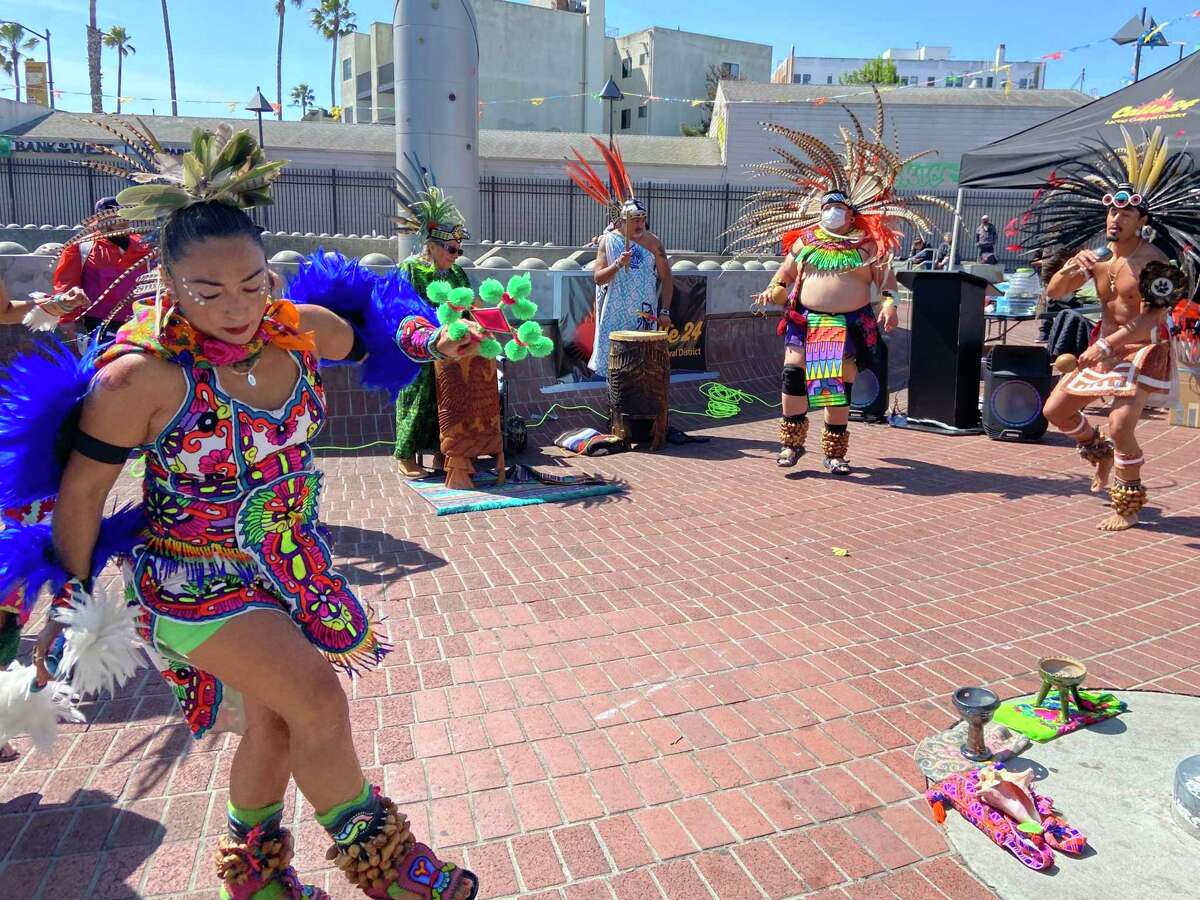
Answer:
[{"left": 1099, "top": 391, "right": 1149, "bottom": 532}]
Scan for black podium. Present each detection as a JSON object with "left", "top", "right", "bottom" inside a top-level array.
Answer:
[{"left": 896, "top": 270, "right": 989, "bottom": 433}]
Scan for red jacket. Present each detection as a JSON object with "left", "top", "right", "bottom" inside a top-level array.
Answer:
[{"left": 52, "top": 234, "right": 153, "bottom": 324}]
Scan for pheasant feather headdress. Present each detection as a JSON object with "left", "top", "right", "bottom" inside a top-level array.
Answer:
[
  {"left": 726, "top": 87, "right": 952, "bottom": 256},
  {"left": 65, "top": 117, "right": 287, "bottom": 330},
  {"left": 564, "top": 138, "right": 642, "bottom": 224},
  {"left": 1019, "top": 126, "right": 1200, "bottom": 276},
  {"left": 389, "top": 154, "right": 469, "bottom": 243}
]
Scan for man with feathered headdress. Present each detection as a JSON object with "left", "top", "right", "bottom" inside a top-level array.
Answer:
[
  {"left": 565, "top": 139, "right": 673, "bottom": 378},
  {"left": 730, "top": 89, "right": 950, "bottom": 473},
  {"left": 1026, "top": 126, "right": 1197, "bottom": 531}
]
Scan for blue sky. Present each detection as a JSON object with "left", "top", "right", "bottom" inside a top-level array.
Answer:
[{"left": 2, "top": 0, "right": 1198, "bottom": 119}]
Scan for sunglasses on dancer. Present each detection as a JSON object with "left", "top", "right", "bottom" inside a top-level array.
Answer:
[{"left": 436, "top": 242, "right": 464, "bottom": 256}]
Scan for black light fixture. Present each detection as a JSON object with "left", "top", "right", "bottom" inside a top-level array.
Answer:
[
  {"left": 1112, "top": 10, "right": 1170, "bottom": 82},
  {"left": 600, "top": 76, "right": 624, "bottom": 148},
  {"left": 245, "top": 86, "right": 274, "bottom": 147}
]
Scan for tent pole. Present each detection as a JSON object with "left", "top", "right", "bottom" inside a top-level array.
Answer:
[{"left": 949, "top": 188, "right": 964, "bottom": 271}]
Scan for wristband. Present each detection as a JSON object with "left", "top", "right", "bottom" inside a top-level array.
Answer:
[
  {"left": 880, "top": 296, "right": 895, "bottom": 309},
  {"left": 1095, "top": 337, "right": 1114, "bottom": 357}
]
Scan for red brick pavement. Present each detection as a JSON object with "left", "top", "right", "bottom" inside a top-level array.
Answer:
[{"left": 2, "top": 399, "right": 1199, "bottom": 898}]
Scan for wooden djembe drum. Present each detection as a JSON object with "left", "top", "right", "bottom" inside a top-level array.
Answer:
[
  {"left": 607, "top": 330, "right": 669, "bottom": 451},
  {"left": 435, "top": 355, "right": 504, "bottom": 490}
]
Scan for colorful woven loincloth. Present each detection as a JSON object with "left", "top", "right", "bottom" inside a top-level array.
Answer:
[{"left": 804, "top": 313, "right": 850, "bottom": 408}]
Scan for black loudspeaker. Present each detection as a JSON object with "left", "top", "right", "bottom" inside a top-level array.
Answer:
[
  {"left": 896, "top": 271, "right": 989, "bottom": 431},
  {"left": 850, "top": 335, "right": 889, "bottom": 421},
  {"left": 982, "top": 345, "right": 1053, "bottom": 441}
]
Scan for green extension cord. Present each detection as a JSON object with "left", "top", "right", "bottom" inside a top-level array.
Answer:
[{"left": 118, "top": 384, "right": 778, "bottom": 464}]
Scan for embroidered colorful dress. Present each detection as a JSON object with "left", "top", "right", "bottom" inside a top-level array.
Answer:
[
  {"left": 94, "top": 298, "right": 438, "bottom": 737},
  {"left": 394, "top": 256, "right": 471, "bottom": 459},
  {"left": 590, "top": 231, "right": 658, "bottom": 377}
]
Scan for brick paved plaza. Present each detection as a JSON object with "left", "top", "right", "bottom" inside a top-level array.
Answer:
[{"left": 2, "top": 391, "right": 1198, "bottom": 899}]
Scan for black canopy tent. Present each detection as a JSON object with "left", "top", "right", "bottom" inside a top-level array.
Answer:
[{"left": 948, "top": 53, "right": 1200, "bottom": 264}]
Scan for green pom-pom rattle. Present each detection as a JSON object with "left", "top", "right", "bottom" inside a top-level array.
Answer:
[
  {"left": 478, "top": 337, "right": 503, "bottom": 359},
  {"left": 426, "top": 280, "right": 451, "bottom": 305},
  {"left": 445, "top": 320, "right": 469, "bottom": 341},
  {"left": 478, "top": 278, "right": 505, "bottom": 306},
  {"left": 504, "top": 338, "right": 529, "bottom": 362},
  {"left": 505, "top": 273, "right": 538, "bottom": 321}
]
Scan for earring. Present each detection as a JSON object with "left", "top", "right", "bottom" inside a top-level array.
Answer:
[{"left": 1141, "top": 225, "right": 1156, "bottom": 241}]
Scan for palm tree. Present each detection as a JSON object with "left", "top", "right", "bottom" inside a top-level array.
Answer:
[
  {"left": 88, "top": 0, "right": 103, "bottom": 112},
  {"left": 290, "top": 83, "right": 315, "bottom": 118},
  {"left": 161, "top": 1, "right": 178, "bottom": 116},
  {"left": 309, "top": 0, "right": 356, "bottom": 110},
  {"left": 0, "top": 23, "right": 39, "bottom": 103},
  {"left": 102, "top": 26, "right": 136, "bottom": 114},
  {"left": 274, "top": 1, "right": 303, "bottom": 121}
]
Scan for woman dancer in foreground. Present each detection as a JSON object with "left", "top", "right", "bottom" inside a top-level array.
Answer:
[{"left": 1, "top": 123, "right": 479, "bottom": 899}]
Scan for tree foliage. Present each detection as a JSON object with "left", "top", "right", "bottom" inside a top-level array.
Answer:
[{"left": 840, "top": 57, "right": 900, "bottom": 86}]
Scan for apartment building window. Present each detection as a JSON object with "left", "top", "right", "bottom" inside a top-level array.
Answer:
[
  {"left": 792, "top": 74, "right": 803, "bottom": 84},
  {"left": 926, "top": 76, "right": 935, "bottom": 87},
  {"left": 622, "top": 57, "right": 631, "bottom": 78},
  {"left": 801, "top": 73, "right": 811, "bottom": 85},
  {"left": 986, "top": 76, "right": 994, "bottom": 88},
  {"left": 826, "top": 75, "right": 833, "bottom": 84},
  {"left": 342, "top": 58, "right": 352, "bottom": 80},
  {"left": 639, "top": 52, "right": 648, "bottom": 66},
  {"left": 720, "top": 61, "right": 740, "bottom": 78},
  {"left": 621, "top": 108, "right": 631, "bottom": 129},
  {"left": 1019, "top": 77, "right": 1029, "bottom": 89},
  {"left": 638, "top": 105, "right": 647, "bottom": 118}
]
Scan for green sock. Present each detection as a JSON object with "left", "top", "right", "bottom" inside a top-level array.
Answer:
[
  {"left": 228, "top": 799, "right": 285, "bottom": 831},
  {"left": 219, "top": 800, "right": 288, "bottom": 900},
  {"left": 315, "top": 780, "right": 377, "bottom": 847}
]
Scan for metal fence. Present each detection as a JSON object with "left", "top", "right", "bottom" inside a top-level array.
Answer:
[{"left": 3, "top": 158, "right": 1034, "bottom": 264}]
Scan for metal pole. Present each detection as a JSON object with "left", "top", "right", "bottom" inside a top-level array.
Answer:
[
  {"left": 1133, "top": 7, "right": 1147, "bottom": 82},
  {"left": 257, "top": 112, "right": 264, "bottom": 149},
  {"left": 948, "top": 188, "right": 965, "bottom": 271},
  {"left": 608, "top": 101, "right": 613, "bottom": 148},
  {"left": 45, "top": 29, "right": 54, "bottom": 109}
]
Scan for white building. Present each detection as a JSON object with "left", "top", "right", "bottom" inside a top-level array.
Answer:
[
  {"left": 773, "top": 44, "right": 1045, "bottom": 92},
  {"left": 340, "top": 2, "right": 771, "bottom": 136},
  {"left": 714, "top": 82, "right": 1086, "bottom": 189}
]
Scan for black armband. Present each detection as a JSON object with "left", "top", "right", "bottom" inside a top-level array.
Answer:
[
  {"left": 345, "top": 329, "right": 369, "bottom": 363},
  {"left": 72, "top": 430, "right": 135, "bottom": 465}
]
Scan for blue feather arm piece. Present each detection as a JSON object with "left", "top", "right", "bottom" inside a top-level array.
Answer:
[
  {"left": 0, "top": 503, "right": 145, "bottom": 616},
  {"left": 0, "top": 336, "right": 97, "bottom": 509},
  {"left": 285, "top": 249, "right": 438, "bottom": 399}
]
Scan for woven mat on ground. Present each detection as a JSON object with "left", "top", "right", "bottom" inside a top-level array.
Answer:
[{"left": 403, "top": 465, "right": 623, "bottom": 516}]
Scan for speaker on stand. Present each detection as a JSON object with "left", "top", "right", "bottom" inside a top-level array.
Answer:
[
  {"left": 894, "top": 270, "right": 989, "bottom": 434},
  {"left": 850, "top": 334, "right": 889, "bottom": 422},
  {"left": 982, "top": 345, "right": 1054, "bottom": 441}
]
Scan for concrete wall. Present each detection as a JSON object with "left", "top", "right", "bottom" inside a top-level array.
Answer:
[
  {"left": 721, "top": 99, "right": 1076, "bottom": 187},
  {"left": 612, "top": 29, "right": 773, "bottom": 137},
  {"left": 474, "top": 0, "right": 597, "bottom": 133}
]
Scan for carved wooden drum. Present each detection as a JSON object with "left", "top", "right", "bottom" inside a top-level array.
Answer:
[
  {"left": 607, "top": 330, "right": 669, "bottom": 451},
  {"left": 435, "top": 355, "right": 504, "bottom": 489}
]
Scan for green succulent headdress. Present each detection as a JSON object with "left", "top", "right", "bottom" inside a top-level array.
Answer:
[
  {"left": 389, "top": 154, "right": 469, "bottom": 244},
  {"left": 79, "top": 118, "right": 287, "bottom": 224}
]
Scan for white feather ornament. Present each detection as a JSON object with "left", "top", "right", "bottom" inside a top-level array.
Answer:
[
  {"left": 53, "top": 584, "right": 144, "bottom": 698},
  {"left": 0, "top": 663, "right": 85, "bottom": 753}
]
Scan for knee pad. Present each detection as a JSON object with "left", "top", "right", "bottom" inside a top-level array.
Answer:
[{"left": 782, "top": 364, "right": 807, "bottom": 396}]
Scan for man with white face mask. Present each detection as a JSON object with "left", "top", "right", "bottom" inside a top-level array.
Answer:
[
  {"left": 753, "top": 191, "right": 900, "bottom": 472},
  {"left": 731, "top": 90, "right": 951, "bottom": 473}
]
